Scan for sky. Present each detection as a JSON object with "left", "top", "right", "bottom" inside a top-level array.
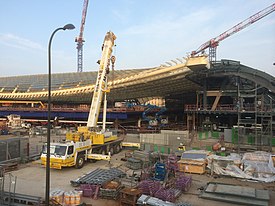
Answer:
[{"left": 0, "top": 0, "right": 274, "bottom": 77}]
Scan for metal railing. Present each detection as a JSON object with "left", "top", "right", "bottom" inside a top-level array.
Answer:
[{"left": 184, "top": 104, "right": 273, "bottom": 113}]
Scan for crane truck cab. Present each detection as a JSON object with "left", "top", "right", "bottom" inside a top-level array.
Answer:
[
  {"left": 40, "top": 127, "right": 121, "bottom": 169},
  {"left": 41, "top": 141, "right": 86, "bottom": 169}
]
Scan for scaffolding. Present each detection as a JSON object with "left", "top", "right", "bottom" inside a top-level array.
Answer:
[
  {"left": 236, "top": 80, "right": 256, "bottom": 152},
  {"left": 258, "top": 93, "right": 274, "bottom": 152},
  {"left": 236, "top": 80, "right": 274, "bottom": 153}
]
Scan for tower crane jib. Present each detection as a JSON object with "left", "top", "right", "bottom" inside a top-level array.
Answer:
[
  {"left": 191, "top": 3, "right": 275, "bottom": 62},
  {"left": 76, "top": 0, "right": 89, "bottom": 72}
]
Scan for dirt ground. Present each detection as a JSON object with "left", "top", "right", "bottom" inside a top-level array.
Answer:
[{"left": 3, "top": 149, "right": 275, "bottom": 206}]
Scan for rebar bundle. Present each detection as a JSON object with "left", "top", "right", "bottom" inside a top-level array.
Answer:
[
  {"left": 175, "top": 175, "right": 192, "bottom": 192},
  {"left": 154, "top": 188, "right": 176, "bottom": 202},
  {"left": 138, "top": 180, "right": 162, "bottom": 196}
]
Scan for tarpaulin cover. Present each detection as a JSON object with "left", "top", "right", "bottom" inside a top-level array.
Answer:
[{"left": 207, "top": 151, "right": 275, "bottom": 182}]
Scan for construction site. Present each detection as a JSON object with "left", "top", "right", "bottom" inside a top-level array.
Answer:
[{"left": 0, "top": 1, "right": 275, "bottom": 206}]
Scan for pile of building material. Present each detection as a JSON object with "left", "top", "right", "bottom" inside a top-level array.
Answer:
[
  {"left": 207, "top": 151, "right": 275, "bottom": 182},
  {"left": 99, "top": 180, "right": 122, "bottom": 200},
  {"left": 126, "top": 157, "right": 143, "bottom": 170},
  {"left": 50, "top": 189, "right": 82, "bottom": 205},
  {"left": 71, "top": 167, "right": 126, "bottom": 199},
  {"left": 120, "top": 187, "right": 142, "bottom": 206},
  {"left": 154, "top": 187, "right": 177, "bottom": 202},
  {"left": 200, "top": 182, "right": 270, "bottom": 206},
  {"left": 138, "top": 180, "right": 162, "bottom": 196},
  {"left": 175, "top": 175, "right": 192, "bottom": 192},
  {"left": 207, "top": 153, "right": 242, "bottom": 176},
  {"left": 137, "top": 194, "right": 192, "bottom": 206},
  {"left": 120, "top": 172, "right": 140, "bottom": 188},
  {"left": 132, "top": 150, "right": 151, "bottom": 165},
  {"left": 138, "top": 175, "right": 191, "bottom": 203},
  {"left": 128, "top": 150, "right": 160, "bottom": 169},
  {"left": 242, "top": 151, "right": 275, "bottom": 178},
  {"left": 70, "top": 167, "right": 126, "bottom": 186}
]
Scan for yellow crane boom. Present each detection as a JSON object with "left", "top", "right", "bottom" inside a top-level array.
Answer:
[{"left": 87, "top": 31, "right": 116, "bottom": 128}]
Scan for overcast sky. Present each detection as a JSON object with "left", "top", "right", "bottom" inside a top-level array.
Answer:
[{"left": 0, "top": 0, "right": 274, "bottom": 77}]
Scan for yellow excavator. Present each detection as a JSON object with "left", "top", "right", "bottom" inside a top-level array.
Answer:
[{"left": 41, "top": 31, "right": 123, "bottom": 169}]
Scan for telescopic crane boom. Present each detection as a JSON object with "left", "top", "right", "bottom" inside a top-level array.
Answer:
[
  {"left": 191, "top": 3, "right": 275, "bottom": 62},
  {"left": 76, "top": 0, "right": 89, "bottom": 72},
  {"left": 87, "top": 31, "right": 116, "bottom": 128}
]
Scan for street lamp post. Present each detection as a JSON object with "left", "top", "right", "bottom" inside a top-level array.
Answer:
[{"left": 46, "top": 23, "right": 75, "bottom": 205}]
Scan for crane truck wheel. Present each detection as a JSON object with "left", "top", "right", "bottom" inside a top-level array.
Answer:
[
  {"left": 109, "top": 147, "right": 114, "bottom": 155},
  {"left": 75, "top": 155, "right": 85, "bottom": 169},
  {"left": 101, "top": 150, "right": 106, "bottom": 155},
  {"left": 114, "top": 145, "right": 121, "bottom": 154}
]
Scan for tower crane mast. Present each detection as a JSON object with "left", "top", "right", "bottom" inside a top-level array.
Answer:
[
  {"left": 76, "top": 0, "right": 89, "bottom": 72},
  {"left": 191, "top": 3, "right": 275, "bottom": 62}
]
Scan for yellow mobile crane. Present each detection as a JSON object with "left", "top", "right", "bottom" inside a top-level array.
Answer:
[{"left": 41, "top": 31, "right": 123, "bottom": 169}]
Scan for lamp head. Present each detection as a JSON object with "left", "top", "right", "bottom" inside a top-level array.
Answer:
[{"left": 63, "top": 24, "right": 75, "bottom": 30}]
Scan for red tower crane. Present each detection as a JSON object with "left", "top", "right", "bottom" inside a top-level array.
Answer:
[
  {"left": 76, "top": 0, "right": 89, "bottom": 72},
  {"left": 191, "top": 3, "right": 275, "bottom": 62}
]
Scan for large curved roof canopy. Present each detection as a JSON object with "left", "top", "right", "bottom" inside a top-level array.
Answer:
[{"left": 0, "top": 57, "right": 274, "bottom": 103}]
